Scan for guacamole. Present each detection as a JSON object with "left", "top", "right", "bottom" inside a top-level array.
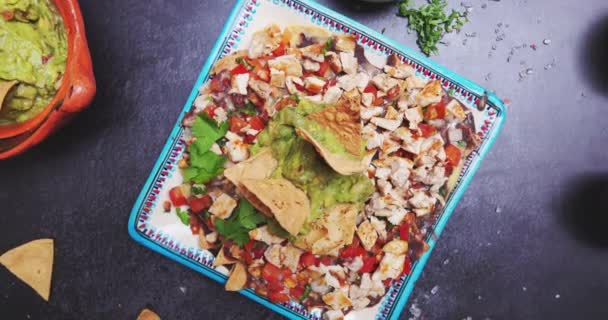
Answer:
[
  {"left": 252, "top": 100, "right": 375, "bottom": 225},
  {"left": 0, "top": 0, "right": 68, "bottom": 124}
]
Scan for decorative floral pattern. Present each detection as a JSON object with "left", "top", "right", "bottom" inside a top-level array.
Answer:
[{"left": 129, "top": 0, "right": 504, "bottom": 319}]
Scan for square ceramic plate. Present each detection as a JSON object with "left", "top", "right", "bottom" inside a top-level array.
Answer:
[{"left": 128, "top": 0, "right": 506, "bottom": 319}]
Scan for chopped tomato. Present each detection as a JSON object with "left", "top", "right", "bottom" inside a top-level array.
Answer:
[
  {"left": 189, "top": 195, "right": 211, "bottom": 213},
  {"left": 401, "top": 256, "right": 412, "bottom": 276},
  {"left": 294, "top": 81, "right": 306, "bottom": 92},
  {"left": 262, "top": 263, "right": 282, "bottom": 284},
  {"left": 230, "top": 64, "right": 250, "bottom": 75},
  {"left": 203, "top": 105, "right": 217, "bottom": 118},
  {"left": 209, "top": 76, "right": 225, "bottom": 93},
  {"left": 244, "top": 134, "right": 257, "bottom": 144},
  {"left": 359, "top": 255, "right": 378, "bottom": 273},
  {"left": 363, "top": 84, "right": 378, "bottom": 96},
  {"left": 340, "top": 242, "right": 366, "bottom": 259},
  {"left": 372, "top": 97, "right": 384, "bottom": 106},
  {"left": 319, "top": 256, "right": 333, "bottom": 266},
  {"left": 418, "top": 123, "right": 436, "bottom": 138},
  {"left": 242, "top": 251, "right": 253, "bottom": 264},
  {"left": 169, "top": 186, "right": 187, "bottom": 207},
  {"left": 316, "top": 60, "right": 330, "bottom": 77},
  {"left": 289, "top": 286, "right": 305, "bottom": 299},
  {"left": 299, "top": 252, "right": 318, "bottom": 268},
  {"left": 424, "top": 100, "right": 447, "bottom": 120},
  {"left": 399, "top": 222, "right": 410, "bottom": 242},
  {"left": 268, "top": 290, "right": 290, "bottom": 303},
  {"left": 386, "top": 85, "right": 401, "bottom": 100},
  {"left": 229, "top": 116, "right": 248, "bottom": 132},
  {"left": 272, "top": 43, "right": 286, "bottom": 57},
  {"left": 249, "top": 116, "right": 265, "bottom": 130},
  {"left": 251, "top": 243, "right": 267, "bottom": 259},
  {"left": 445, "top": 144, "right": 462, "bottom": 167},
  {"left": 1, "top": 10, "right": 14, "bottom": 21},
  {"left": 189, "top": 216, "right": 201, "bottom": 235},
  {"left": 244, "top": 240, "right": 255, "bottom": 252},
  {"left": 383, "top": 279, "right": 393, "bottom": 287}
]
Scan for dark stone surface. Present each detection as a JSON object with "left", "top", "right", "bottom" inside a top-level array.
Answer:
[{"left": 1, "top": 0, "right": 608, "bottom": 319}]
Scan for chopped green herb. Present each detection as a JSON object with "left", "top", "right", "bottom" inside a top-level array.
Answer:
[
  {"left": 241, "top": 101, "right": 258, "bottom": 116},
  {"left": 300, "top": 284, "right": 312, "bottom": 301},
  {"left": 397, "top": 0, "right": 468, "bottom": 56},
  {"left": 214, "top": 199, "right": 268, "bottom": 246},
  {"left": 183, "top": 114, "right": 229, "bottom": 184},
  {"left": 235, "top": 57, "right": 254, "bottom": 70},
  {"left": 321, "top": 37, "right": 334, "bottom": 55},
  {"left": 457, "top": 140, "right": 467, "bottom": 148},
  {"left": 176, "top": 207, "right": 190, "bottom": 225},
  {"left": 439, "top": 186, "right": 447, "bottom": 197},
  {"left": 191, "top": 185, "right": 207, "bottom": 196},
  {"left": 290, "top": 94, "right": 300, "bottom": 103},
  {"left": 448, "top": 88, "right": 455, "bottom": 96}
]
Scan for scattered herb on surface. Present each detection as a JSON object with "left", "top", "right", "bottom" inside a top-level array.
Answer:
[
  {"left": 235, "top": 57, "right": 254, "bottom": 70},
  {"left": 457, "top": 140, "right": 467, "bottom": 148},
  {"left": 176, "top": 207, "right": 190, "bottom": 225},
  {"left": 183, "top": 114, "right": 228, "bottom": 184},
  {"left": 215, "top": 199, "right": 267, "bottom": 246},
  {"left": 321, "top": 37, "right": 334, "bottom": 55},
  {"left": 397, "top": 0, "right": 468, "bottom": 56},
  {"left": 241, "top": 101, "right": 258, "bottom": 116},
  {"left": 300, "top": 284, "right": 312, "bottom": 301},
  {"left": 191, "top": 185, "right": 207, "bottom": 196}
]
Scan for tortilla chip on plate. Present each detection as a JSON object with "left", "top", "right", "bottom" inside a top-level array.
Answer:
[
  {"left": 210, "top": 50, "right": 248, "bottom": 75},
  {"left": 294, "top": 204, "right": 358, "bottom": 256},
  {"left": 225, "top": 262, "right": 248, "bottom": 291},
  {"left": 240, "top": 178, "right": 309, "bottom": 236},
  {"left": 0, "top": 80, "right": 18, "bottom": 112},
  {"left": 213, "top": 245, "right": 237, "bottom": 267},
  {"left": 136, "top": 308, "right": 161, "bottom": 320},
  {"left": 297, "top": 93, "right": 366, "bottom": 175},
  {"left": 0, "top": 239, "right": 54, "bottom": 301},
  {"left": 283, "top": 25, "right": 332, "bottom": 48}
]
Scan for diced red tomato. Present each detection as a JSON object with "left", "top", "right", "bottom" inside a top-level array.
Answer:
[
  {"left": 168, "top": 186, "right": 187, "bottom": 207},
  {"left": 316, "top": 60, "right": 330, "bottom": 77},
  {"left": 289, "top": 286, "right": 305, "bottom": 299},
  {"left": 386, "top": 85, "right": 401, "bottom": 100},
  {"left": 359, "top": 255, "right": 378, "bottom": 273},
  {"left": 189, "top": 216, "right": 201, "bottom": 235},
  {"left": 363, "top": 84, "right": 378, "bottom": 96},
  {"left": 445, "top": 144, "right": 462, "bottom": 167},
  {"left": 189, "top": 194, "right": 211, "bottom": 213},
  {"left": 244, "top": 134, "right": 256, "bottom": 144},
  {"left": 230, "top": 64, "right": 250, "bottom": 75},
  {"left": 272, "top": 42, "right": 286, "bottom": 57},
  {"left": 262, "top": 263, "right": 282, "bottom": 284},
  {"left": 424, "top": 100, "right": 447, "bottom": 120},
  {"left": 244, "top": 240, "right": 255, "bottom": 252},
  {"left": 319, "top": 256, "right": 333, "bottom": 266},
  {"left": 401, "top": 256, "right": 412, "bottom": 276},
  {"left": 2, "top": 10, "right": 14, "bottom": 21},
  {"left": 249, "top": 116, "right": 265, "bottom": 130},
  {"left": 340, "top": 241, "right": 366, "bottom": 259},
  {"left": 242, "top": 251, "right": 253, "bottom": 264},
  {"left": 399, "top": 222, "right": 410, "bottom": 242},
  {"left": 229, "top": 116, "right": 248, "bottom": 132},
  {"left": 299, "top": 252, "right": 319, "bottom": 268},
  {"left": 383, "top": 279, "right": 393, "bottom": 287},
  {"left": 203, "top": 105, "right": 217, "bottom": 118},
  {"left": 372, "top": 97, "right": 384, "bottom": 106},
  {"left": 294, "top": 81, "right": 306, "bottom": 92},
  {"left": 209, "top": 77, "right": 225, "bottom": 93},
  {"left": 251, "top": 243, "right": 267, "bottom": 259},
  {"left": 268, "top": 290, "right": 290, "bottom": 303},
  {"left": 418, "top": 123, "right": 436, "bottom": 138}
]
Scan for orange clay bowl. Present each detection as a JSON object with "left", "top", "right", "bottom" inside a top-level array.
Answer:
[{"left": 0, "top": 0, "right": 96, "bottom": 159}]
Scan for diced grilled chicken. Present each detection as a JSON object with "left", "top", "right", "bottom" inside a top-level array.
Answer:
[
  {"left": 248, "top": 78, "right": 273, "bottom": 100},
  {"left": 282, "top": 245, "right": 303, "bottom": 272},
  {"left": 303, "top": 59, "right": 321, "bottom": 72},
  {"left": 285, "top": 76, "right": 304, "bottom": 94},
  {"left": 416, "top": 80, "right": 444, "bottom": 107},
  {"left": 387, "top": 209, "right": 406, "bottom": 225},
  {"left": 446, "top": 99, "right": 467, "bottom": 120},
  {"left": 337, "top": 74, "right": 358, "bottom": 92},
  {"left": 369, "top": 216, "right": 388, "bottom": 241},
  {"left": 448, "top": 127, "right": 464, "bottom": 143},
  {"left": 249, "top": 225, "right": 284, "bottom": 245},
  {"left": 359, "top": 272, "right": 385, "bottom": 298},
  {"left": 383, "top": 240, "right": 409, "bottom": 255},
  {"left": 269, "top": 68, "right": 286, "bottom": 88},
  {"left": 304, "top": 76, "right": 326, "bottom": 94},
  {"left": 371, "top": 116, "right": 403, "bottom": 131},
  {"left": 361, "top": 106, "right": 383, "bottom": 120},
  {"left": 264, "top": 245, "right": 283, "bottom": 267},
  {"left": 323, "top": 290, "right": 352, "bottom": 311},
  {"left": 345, "top": 256, "right": 363, "bottom": 273},
  {"left": 324, "top": 310, "right": 345, "bottom": 320},
  {"left": 208, "top": 193, "right": 238, "bottom": 219},
  {"left": 357, "top": 220, "right": 378, "bottom": 251},
  {"left": 372, "top": 252, "right": 405, "bottom": 281},
  {"left": 354, "top": 72, "right": 370, "bottom": 89},
  {"left": 390, "top": 157, "right": 412, "bottom": 188},
  {"left": 323, "top": 86, "right": 343, "bottom": 104},
  {"left": 302, "top": 50, "right": 325, "bottom": 62},
  {"left": 340, "top": 52, "right": 358, "bottom": 75},
  {"left": 326, "top": 52, "right": 343, "bottom": 73},
  {"left": 383, "top": 64, "right": 415, "bottom": 79},
  {"left": 371, "top": 73, "right": 400, "bottom": 92},
  {"left": 268, "top": 54, "right": 303, "bottom": 77},
  {"left": 230, "top": 73, "right": 250, "bottom": 95},
  {"left": 405, "top": 75, "right": 427, "bottom": 90},
  {"left": 403, "top": 106, "right": 423, "bottom": 130},
  {"left": 335, "top": 34, "right": 357, "bottom": 52},
  {"left": 361, "top": 93, "right": 374, "bottom": 108},
  {"left": 408, "top": 189, "right": 436, "bottom": 210},
  {"left": 248, "top": 24, "right": 282, "bottom": 58},
  {"left": 224, "top": 131, "right": 249, "bottom": 162}
]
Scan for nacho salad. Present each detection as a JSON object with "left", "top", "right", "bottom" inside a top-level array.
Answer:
[{"left": 164, "top": 24, "right": 480, "bottom": 318}]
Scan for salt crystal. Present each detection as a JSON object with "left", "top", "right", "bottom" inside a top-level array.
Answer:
[
  {"left": 522, "top": 286, "right": 527, "bottom": 291},
  {"left": 526, "top": 68, "right": 534, "bottom": 75},
  {"left": 495, "top": 206, "right": 502, "bottom": 213},
  {"left": 481, "top": 3, "right": 487, "bottom": 9},
  {"left": 543, "top": 39, "right": 551, "bottom": 45},
  {"left": 179, "top": 286, "right": 187, "bottom": 294},
  {"left": 431, "top": 285, "right": 440, "bottom": 295},
  {"left": 478, "top": 295, "right": 483, "bottom": 300},
  {"left": 443, "top": 258, "right": 450, "bottom": 265},
  {"left": 409, "top": 303, "right": 422, "bottom": 318},
  {"left": 465, "top": 32, "right": 477, "bottom": 38},
  {"left": 555, "top": 293, "right": 561, "bottom": 299},
  {"left": 492, "top": 44, "right": 497, "bottom": 50}
]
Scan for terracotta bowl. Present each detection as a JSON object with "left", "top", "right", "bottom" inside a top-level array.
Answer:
[{"left": 0, "top": 0, "right": 96, "bottom": 159}]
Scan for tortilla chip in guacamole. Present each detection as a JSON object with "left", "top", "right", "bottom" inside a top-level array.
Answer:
[
  {"left": 239, "top": 178, "right": 309, "bottom": 236},
  {"left": 293, "top": 204, "right": 358, "bottom": 256}
]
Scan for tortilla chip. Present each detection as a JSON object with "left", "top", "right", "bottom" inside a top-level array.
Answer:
[
  {"left": 213, "top": 245, "right": 236, "bottom": 267},
  {"left": 210, "top": 50, "right": 248, "bottom": 75},
  {"left": 198, "top": 229, "right": 213, "bottom": 250},
  {"left": 136, "top": 308, "right": 160, "bottom": 320},
  {"left": 225, "top": 262, "right": 248, "bottom": 291},
  {"left": 297, "top": 128, "right": 366, "bottom": 176},
  {"left": 308, "top": 93, "right": 362, "bottom": 156},
  {"left": 0, "top": 80, "right": 18, "bottom": 112},
  {"left": 294, "top": 204, "right": 358, "bottom": 256},
  {"left": 0, "top": 239, "right": 53, "bottom": 301},
  {"left": 240, "top": 178, "right": 309, "bottom": 236},
  {"left": 284, "top": 25, "right": 332, "bottom": 48}
]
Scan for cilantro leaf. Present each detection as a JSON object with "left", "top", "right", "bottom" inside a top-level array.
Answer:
[
  {"left": 214, "top": 199, "right": 268, "bottom": 246},
  {"left": 190, "top": 113, "right": 229, "bottom": 152},
  {"left": 321, "top": 37, "right": 334, "bottom": 55},
  {"left": 176, "top": 207, "right": 190, "bottom": 225}
]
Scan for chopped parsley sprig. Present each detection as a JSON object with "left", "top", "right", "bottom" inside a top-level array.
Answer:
[
  {"left": 182, "top": 113, "right": 229, "bottom": 184},
  {"left": 397, "top": 0, "right": 467, "bottom": 56}
]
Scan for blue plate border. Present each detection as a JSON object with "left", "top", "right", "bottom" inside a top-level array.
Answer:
[{"left": 128, "top": 0, "right": 506, "bottom": 319}]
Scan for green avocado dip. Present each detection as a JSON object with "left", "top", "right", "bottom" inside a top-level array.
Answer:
[
  {"left": 251, "top": 99, "right": 374, "bottom": 229},
  {"left": 0, "top": 0, "right": 68, "bottom": 125}
]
